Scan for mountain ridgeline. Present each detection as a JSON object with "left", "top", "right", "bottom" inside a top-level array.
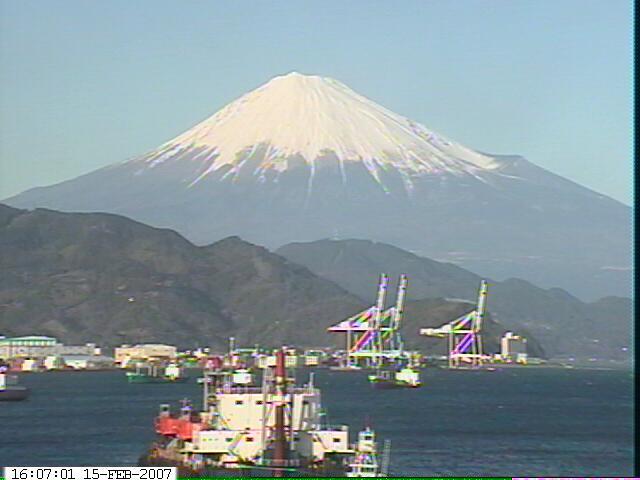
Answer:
[
  {"left": 1, "top": 204, "right": 547, "bottom": 356},
  {"left": 0, "top": 204, "right": 360, "bottom": 349},
  {"left": 4, "top": 73, "right": 630, "bottom": 301}
]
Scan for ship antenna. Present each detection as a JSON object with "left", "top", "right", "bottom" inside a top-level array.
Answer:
[{"left": 364, "top": 414, "right": 371, "bottom": 430}]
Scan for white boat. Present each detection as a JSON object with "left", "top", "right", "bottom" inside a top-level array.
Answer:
[{"left": 0, "top": 367, "right": 30, "bottom": 401}]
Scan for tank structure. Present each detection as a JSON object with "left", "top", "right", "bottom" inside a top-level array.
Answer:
[{"left": 139, "top": 347, "right": 387, "bottom": 477}]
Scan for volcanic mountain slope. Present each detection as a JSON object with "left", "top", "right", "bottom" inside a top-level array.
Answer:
[
  {"left": 5, "top": 73, "right": 630, "bottom": 300},
  {"left": 277, "top": 239, "right": 631, "bottom": 360},
  {"left": 0, "top": 205, "right": 536, "bottom": 355}
]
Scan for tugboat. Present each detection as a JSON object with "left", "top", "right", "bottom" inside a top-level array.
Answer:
[
  {"left": 367, "top": 350, "right": 422, "bottom": 389},
  {"left": 0, "top": 366, "right": 30, "bottom": 401},
  {"left": 126, "top": 362, "right": 188, "bottom": 384},
  {"left": 347, "top": 428, "right": 390, "bottom": 477},
  {"left": 139, "top": 347, "right": 387, "bottom": 477},
  {"left": 368, "top": 365, "right": 421, "bottom": 389}
]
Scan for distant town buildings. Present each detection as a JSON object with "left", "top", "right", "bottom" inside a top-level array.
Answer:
[
  {"left": 0, "top": 335, "right": 112, "bottom": 371},
  {"left": 0, "top": 336, "right": 101, "bottom": 359},
  {"left": 0, "top": 336, "right": 58, "bottom": 358}
]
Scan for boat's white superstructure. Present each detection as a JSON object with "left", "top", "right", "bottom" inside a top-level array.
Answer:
[
  {"left": 347, "top": 428, "right": 388, "bottom": 477},
  {"left": 176, "top": 374, "right": 351, "bottom": 464}
]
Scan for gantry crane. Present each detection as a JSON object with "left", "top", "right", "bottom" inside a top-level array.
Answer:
[
  {"left": 420, "top": 280, "right": 488, "bottom": 368},
  {"left": 328, "top": 274, "right": 408, "bottom": 367}
]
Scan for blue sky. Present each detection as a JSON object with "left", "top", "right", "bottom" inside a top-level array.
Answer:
[{"left": 0, "top": 0, "right": 632, "bottom": 204}]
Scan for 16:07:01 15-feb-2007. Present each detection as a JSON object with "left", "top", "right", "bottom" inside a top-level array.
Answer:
[{"left": 3, "top": 468, "right": 176, "bottom": 480}]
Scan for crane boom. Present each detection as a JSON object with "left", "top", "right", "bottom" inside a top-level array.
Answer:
[
  {"left": 372, "top": 273, "right": 389, "bottom": 366},
  {"left": 392, "top": 274, "right": 408, "bottom": 330},
  {"left": 475, "top": 280, "right": 488, "bottom": 331}
]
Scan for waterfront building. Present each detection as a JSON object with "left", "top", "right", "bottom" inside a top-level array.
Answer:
[
  {"left": 62, "top": 354, "right": 115, "bottom": 370},
  {"left": 256, "top": 350, "right": 301, "bottom": 369},
  {"left": 0, "top": 336, "right": 58, "bottom": 358},
  {"left": 43, "top": 355, "right": 65, "bottom": 370},
  {"left": 114, "top": 344, "right": 177, "bottom": 366},
  {"left": 21, "top": 358, "right": 42, "bottom": 371},
  {"left": 0, "top": 336, "right": 101, "bottom": 359},
  {"left": 500, "top": 332, "right": 528, "bottom": 364}
]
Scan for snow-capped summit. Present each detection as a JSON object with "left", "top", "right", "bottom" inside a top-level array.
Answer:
[
  {"left": 5, "top": 72, "right": 630, "bottom": 301},
  {"left": 139, "top": 72, "right": 498, "bottom": 187}
]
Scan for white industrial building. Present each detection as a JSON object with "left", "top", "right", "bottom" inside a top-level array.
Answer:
[{"left": 500, "top": 332, "right": 528, "bottom": 364}]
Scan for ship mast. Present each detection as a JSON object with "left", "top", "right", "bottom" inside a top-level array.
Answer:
[{"left": 273, "top": 347, "right": 289, "bottom": 476}]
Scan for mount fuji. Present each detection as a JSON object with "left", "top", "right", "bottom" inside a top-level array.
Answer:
[{"left": 5, "top": 72, "right": 630, "bottom": 300}]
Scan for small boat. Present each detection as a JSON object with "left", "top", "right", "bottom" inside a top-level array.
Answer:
[
  {"left": 368, "top": 367, "right": 421, "bottom": 389},
  {"left": 126, "top": 363, "right": 189, "bottom": 384},
  {"left": 0, "top": 367, "right": 30, "bottom": 401},
  {"left": 197, "top": 367, "right": 254, "bottom": 385}
]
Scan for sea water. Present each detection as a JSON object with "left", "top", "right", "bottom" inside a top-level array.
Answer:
[{"left": 0, "top": 367, "right": 633, "bottom": 476}]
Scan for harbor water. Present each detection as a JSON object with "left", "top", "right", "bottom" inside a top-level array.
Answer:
[{"left": 0, "top": 367, "right": 633, "bottom": 476}]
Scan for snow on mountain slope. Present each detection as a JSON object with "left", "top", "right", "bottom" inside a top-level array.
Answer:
[
  {"left": 4, "top": 72, "right": 631, "bottom": 300},
  {"left": 137, "top": 72, "right": 499, "bottom": 189}
]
